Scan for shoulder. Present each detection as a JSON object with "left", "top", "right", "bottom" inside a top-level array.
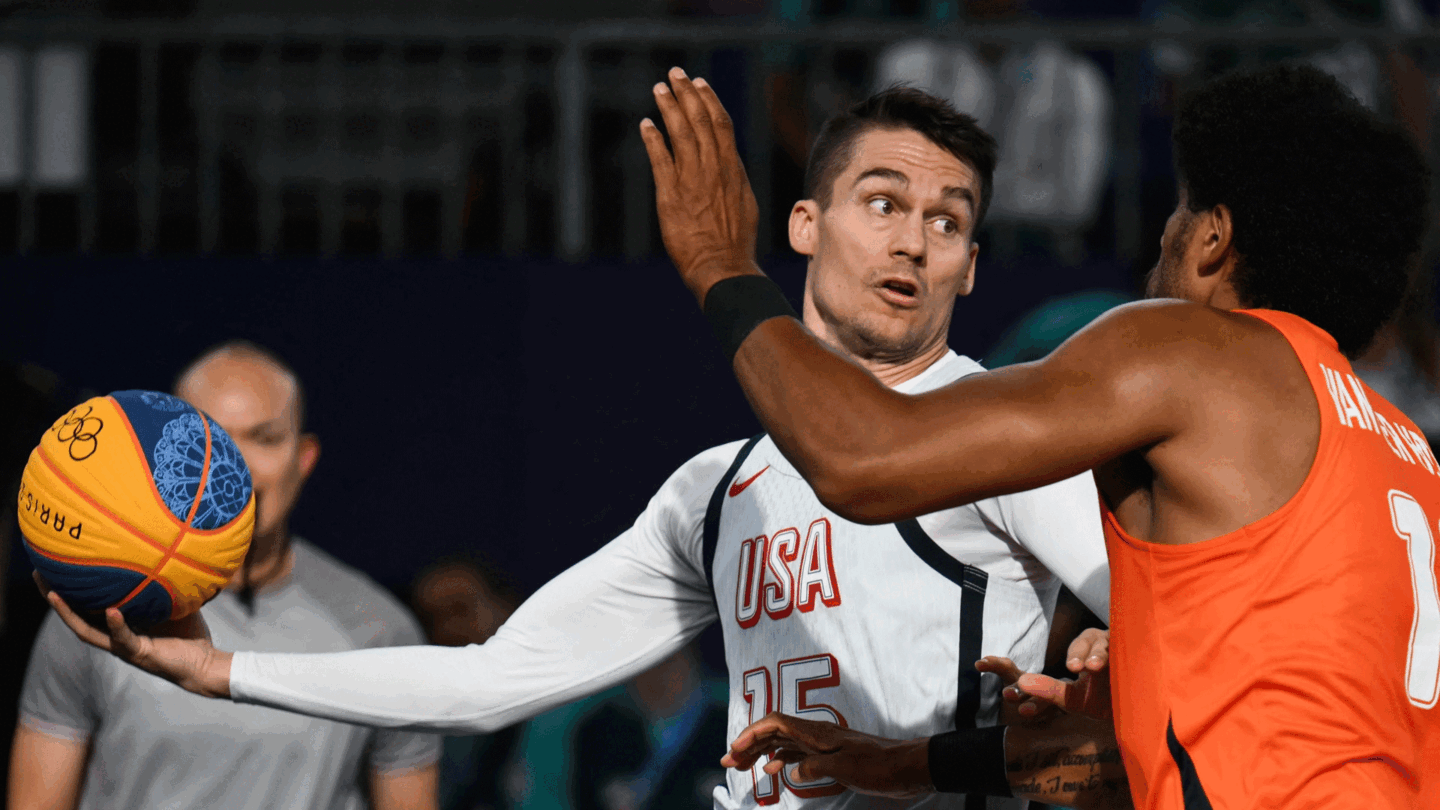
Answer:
[
  {"left": 24, "top": 610, "right": 102, "bottom": 684},
  {"left": 626, "top": 438, "right": 757, "bottom": 573},
  {"left": 672, "top": 439, "right": 754, "bottom": 489},
  {"left": 1040, "top": 300, "right": 1286, "bottom": 389},
  {"left": 1078, "top": 299, "right": 1277, "bottom": 349},
  {"left": 30, "top": 609, "right": 108, "bottom": 670},
  {"left": 289, "top": 539, "right": 425, "bottom": 647},
  {"left": 651, "top": 438, "right": 756, "bottom": 516}
]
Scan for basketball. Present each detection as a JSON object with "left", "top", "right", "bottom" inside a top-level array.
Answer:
[{"left": 16, "top": 390, "right": 255, "bottom": 627}]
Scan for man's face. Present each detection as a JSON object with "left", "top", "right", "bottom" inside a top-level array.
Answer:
[
  {"left": 413, "top": 566, "right": 513, "bottom": 647},
  {"left": 177, "top": 354, "right": 316, "bottom": 541},
  {"left": 1145, "top": 187, "right": 1202, "bottom": 300},
  {"left": 794, "top": 127, "right": 981, "bottom": 363}
]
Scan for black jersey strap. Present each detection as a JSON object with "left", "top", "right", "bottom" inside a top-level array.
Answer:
[
  {"left": 701, "top": 433, "right": 766, "bottom": 596},
  {"left": 895, "top": 518, "right": 991, "bottom": 810}
]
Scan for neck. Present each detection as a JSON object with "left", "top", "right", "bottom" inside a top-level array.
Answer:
[
  {"left": 1209, "top": 282, "right": 1245, "bottom": 311},
  {"left": 862, "top": 339, "right": 952, "bottom": 387},
  {"left": 802, "top": 303, "right": 952, "bottom": 388}
]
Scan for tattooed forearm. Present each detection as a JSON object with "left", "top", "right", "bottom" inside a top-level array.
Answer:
[{"left": 1003, "top": 714, "right": 1132, "bottom": 810}]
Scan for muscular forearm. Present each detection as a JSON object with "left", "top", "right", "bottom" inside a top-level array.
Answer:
[
  {"left": 732, "top": 316, "right": 925, "bottom": 521},
  {"left": 731, "top": 315, "right": 1101, "bottom": 524},
  {"left": 923, "top": 715, "right": 1128, "bottom": 809},
  {"left": 1002, "top": 715, "right": 1131, "bottom": 810}
]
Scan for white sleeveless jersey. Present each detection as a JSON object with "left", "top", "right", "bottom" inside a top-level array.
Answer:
[
  {"left": 704, "top": 352, "right": 1108, "bottom": 810},
  {"left": 228, "top": 352, "right": 1109, "bottom": 810}
]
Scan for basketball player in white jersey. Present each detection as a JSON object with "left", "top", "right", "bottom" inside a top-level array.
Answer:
[{"left": 43, "top": 86, "right": 1126, "bottom": 809}]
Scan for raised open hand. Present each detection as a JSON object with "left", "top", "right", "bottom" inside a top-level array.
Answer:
[
  {"left": 975, "top": 654, "right": 1063, "bottom": 725},
  {"left": 721, "top": 711, "right": 930, "bottom": 798},
  {"left": 36, "top": 572, "right": 234, "bottom": 699},
  {"left": 640, "top": 67, "right": 763, "bottom": 306},
  {"left": 1009, "top": 627, "right": 1112, "bottom": 723}
]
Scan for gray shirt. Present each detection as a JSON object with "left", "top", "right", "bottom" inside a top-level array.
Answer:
[{"left": 19, "top": 538, "right": 440, "bottom": 810}]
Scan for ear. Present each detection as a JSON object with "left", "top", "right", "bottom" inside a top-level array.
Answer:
[
  {"left": 297, "top": 434, "right": 321, "bottom": 481},
  {"left": 1194, "top": 203, "right": 1234, "bottom": 278},
  {"left": 789, "top": 200, "right": 820, "bottom": 257},
  {"left": 956, "top": 241, "right": 979, "bottom": 297}
]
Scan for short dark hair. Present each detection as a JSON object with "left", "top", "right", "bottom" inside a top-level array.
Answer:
[
  {"left": 1173, "top": 63, "right": 1430, "bottom": 356},
  {"left": 804, "top": 86, "right": 998, "bottom": 230},
  {"left": 174, "top": 339, "right": 308, "bottom": 430}
]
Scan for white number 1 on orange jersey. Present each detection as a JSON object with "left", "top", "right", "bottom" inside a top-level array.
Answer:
[{"left": 1389, "top": 490, "right": 1440, "bottom": 708}]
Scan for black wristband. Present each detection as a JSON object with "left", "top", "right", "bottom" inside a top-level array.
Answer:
[
  {"left": 928, "top": 726, "right": 1013, "bottom": 797},
  {"left": 703, "top": 275, "right": 799, "bottom": 363}
]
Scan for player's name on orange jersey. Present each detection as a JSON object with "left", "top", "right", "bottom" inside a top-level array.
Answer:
[{"left": 1320, "top": 362, "right": 1440, "bottom": 473}]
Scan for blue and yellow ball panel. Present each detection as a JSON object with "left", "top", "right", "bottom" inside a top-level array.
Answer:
[
  {"left": 109, "top": 390, "right": 252, "bottom": 530},
  {"left": 17, "top": 391, "right": 255, "bottom": 625},
  {"left": 22, "top": 546, "right": 175, "bottom": 627}
]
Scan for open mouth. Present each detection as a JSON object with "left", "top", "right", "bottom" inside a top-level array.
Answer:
[{"left": 878, "top": 278, "right": 919, "bottom": 303}]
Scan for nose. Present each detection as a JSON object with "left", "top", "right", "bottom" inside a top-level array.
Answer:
[{"left": 890, "top": 211, "right": 926, "bottom": 264}]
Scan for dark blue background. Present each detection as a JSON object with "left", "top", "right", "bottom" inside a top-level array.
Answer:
[{"left": 3, "top": 252, "right": 1133, "bottom": 595}]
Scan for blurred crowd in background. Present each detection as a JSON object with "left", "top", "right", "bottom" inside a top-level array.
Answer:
[{"left": 7, "top": 0, "right": 1440, "bottom": 808}]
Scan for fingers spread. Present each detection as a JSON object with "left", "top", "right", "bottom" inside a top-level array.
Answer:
[
  {"left": 975, "top": 655, "right": 1023, "bottom": 685},
  {"left": 1016, "top": 672, "right": 1073, "bottom": 711},
  {"left": 693, "top": 77, "right": 740, "bottom": 167},
  {"left": 668, "top": 67, "right": 718, "bottom": 168},
  {"left": 1066, "top": 627, "right": 1109, "bottom": 672},
  {"left": 639, "top": 117, "right": 675, "bottom": 190},
  {"left": 1083, "top": 629, "right": 1109, "bottom": 671},
  {"left": 790, "top": 756, "right": 820, "bottom": 784},
  {"left": 652, "top": 73, "right": 699, "bottom": 172}
]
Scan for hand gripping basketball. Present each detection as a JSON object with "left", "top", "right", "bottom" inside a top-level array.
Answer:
[
  {"left": 37, "top": 572, "right": 234, "bottom": 699},
  {"left": 640, "top": 67, "right": 764, "bottom": 306}
]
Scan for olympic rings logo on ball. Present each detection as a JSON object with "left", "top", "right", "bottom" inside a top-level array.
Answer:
[{"left": 54, "top": 405, "right": 104, "bottom": 461}]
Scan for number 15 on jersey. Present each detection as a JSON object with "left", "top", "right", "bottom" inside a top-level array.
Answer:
[{"left": 742, "top": 653, "right": 848, "bottom": 804}]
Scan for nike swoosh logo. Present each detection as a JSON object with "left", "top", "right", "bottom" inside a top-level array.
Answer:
[{"left": 728, "top": 466, "right": 770, "bottom": 498}]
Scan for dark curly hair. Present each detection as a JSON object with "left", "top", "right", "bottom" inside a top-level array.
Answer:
[
  {"left": 1173, "top": 63, "right": 1430, "bottom": 357},
  {"left": 804, "top": 86, "right": 998, "bottom": 231}
]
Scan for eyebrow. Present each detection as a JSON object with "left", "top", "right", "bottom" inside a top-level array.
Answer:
[
  {"left": 943, "top": 186, "right": 976, "bottom": 209},
  {"left": 244, "top": 418, "right": 290, "bottom": 436},
  {"left": 853, "top": 167, "right": 976, "bottom": 211},
  {"left": 853, "top": 167, "right": 909, "bottom": 188}
]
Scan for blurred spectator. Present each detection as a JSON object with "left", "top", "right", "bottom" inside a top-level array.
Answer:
[
  {"left": 8, "top": 340, "right": 441, "bottom": 810},
  {"left": 411, "top": 558, "right": 726, "bottom": 810},
  {"left": 1356, "top": 266, "right": 1440, "bottom": 449},
  {"left": 412, "top": 556, "right": 527, "bottom": 810},
  {"left": 1144, "top": 0, "right": 1427, "bottom": 114},
  {"left": 568, "top": 646, "right": 727, "bottom": 810},
  {"left": 875, "top": 0, "right": 1114, "bottom": 262}
]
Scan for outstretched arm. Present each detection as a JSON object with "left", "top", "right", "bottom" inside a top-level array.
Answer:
[
  {"left": 41, "top": 446, "right": 735, "bottom": 733},
  {"left": 643, "top": 68, "right": 1186, "bottom": 525}
]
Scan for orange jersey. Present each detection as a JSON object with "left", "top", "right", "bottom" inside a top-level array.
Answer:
[{"left": 1103, "top": 309, "right": 1439, "bottom": 809}]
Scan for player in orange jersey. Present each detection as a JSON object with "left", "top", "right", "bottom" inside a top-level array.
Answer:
[{"left": 641, "top": 64, "right": 1436, "bottom": 808}]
